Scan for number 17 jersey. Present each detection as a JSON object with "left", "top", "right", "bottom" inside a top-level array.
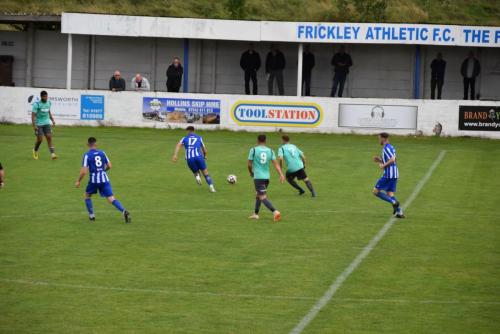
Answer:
[
  {"left": 180, "top": 134, "right": 205, "bottom": 160},
  {"left": 248, "top": 145, "right": 276, "bottom": 180},
  {"left": 82, "top": 149, "right": 110, "bottom": 184}
]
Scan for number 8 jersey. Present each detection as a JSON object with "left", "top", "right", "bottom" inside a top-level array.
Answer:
[{"left": 82, "top": 149, "right": 110, "bottom": 184}]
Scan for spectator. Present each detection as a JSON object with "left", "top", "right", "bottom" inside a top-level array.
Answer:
[
  {"left": 430, "top": 52, "right": 446, "bottom": 99},
  {"left": 130, "top": 73, "right": 151, "bottom": 91},
  {"left": 330, "top": 45, "right": 352, "bottom": 97},
  {"left": 460, "top": 51, "right": 481, "bottom": 100},
  {"left": 265, "top": 44, "right": 286, "bottom": 95},
  {"left": 0, "top": 162, "right": 4, "bottom": 189},
  {"left": 109, "top": 70, "right": 126, "bottom": 92},
  {"left": 166, "top": 57, "right": 184, "bottom": 92},
  {"left": 240, "top": 43, "right": 261, "bottom": 95},
  {"left": 302, "top": 44, "right": 315, "bottom": 96}
]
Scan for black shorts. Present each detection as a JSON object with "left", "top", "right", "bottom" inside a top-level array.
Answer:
[
  {"left": 286, "top": 168, "right": 307, "bottom": 180},
  {"left": 254, "top": 179, "right": 270, "bottom": 196},
  {"left": 35, "top": 124, "right": 52, "bottom": 136}
]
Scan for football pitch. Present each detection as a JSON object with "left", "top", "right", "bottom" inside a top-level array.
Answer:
[{"left": 0, "top": 124, "right": 499, "bottom": 333}]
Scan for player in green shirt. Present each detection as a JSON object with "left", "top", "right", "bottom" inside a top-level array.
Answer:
[
  {"left": 278, "top": 135, "right": 316, "bottom": 197},
  {"left": 247, "top": 134, "right": 285, "bottom": 222},
  {"left": 31, "top": 90, "right": 57, "bottom": 160}
]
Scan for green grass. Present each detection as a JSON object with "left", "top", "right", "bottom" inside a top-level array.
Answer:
[
  {"left": 1, "top": 0, "right": 500, "bottom": 26},
  {"left": 0, "top": 124, "right": 499, "bottom": 333}
]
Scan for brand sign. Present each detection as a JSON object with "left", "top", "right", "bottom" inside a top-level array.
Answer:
[
  {"left": 459, "top": 106, "right": 500, "bottom": 131},
  {"left": 231, "top": 101, "right": 323, "bottom": 127},
  {"left": 81, "top": 95, "right": 105, "bottom": 120},
  {"left": 339, "top": 104, "right": 418, "bottom": 129},
  {"left": 142, "top": 97, "right": 220, "bottom": 124}
]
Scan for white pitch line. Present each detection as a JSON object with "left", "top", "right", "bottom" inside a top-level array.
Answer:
[
  {"left": 1, "top": 277, "right": 498, "bottom": 306},
  {"left": 0, "top": 278, "right": 314, "bottom": 301},
  {"left": 289, "top": 150, "right": 447, "bottom": 334}
]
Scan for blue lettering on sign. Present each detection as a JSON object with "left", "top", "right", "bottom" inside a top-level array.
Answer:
[
  {"left": 482, "top": 30, "right": 490, "bottom": 43},
  {"left": 297, "top": 24, "right": 496, "bottom": 46},
  {"left": 80, "top": 95, "right": 104, "bottom": 120},
  {"left": 443, "top": 28, "right": 451, "bottom": 42},
  {"left": 463, "top": 29, "right": 472, "bottom": 42},
  {"left": 297, "top": 25, "right": 305, "bottom": 38},
  {"left": 432, "top": 28, "right": 440, "bottom": 41},
  {"left": 298, "top": 24, "right": 363, "bottom": 41},
  {"left": 366, "top": 27, "right": 374, "bottom": 40},
  {"left": 420, "top": 27, "right": 429, "bottom": 41},
  {"left": 352, "top": 26, "right": 360, "bottom": 39},
  {"left": 464, "top": 29, "right": 490, "bottom": 43}
]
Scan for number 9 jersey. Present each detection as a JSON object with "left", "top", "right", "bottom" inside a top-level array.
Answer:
[
  {"left": 248, "top": 146, "right": 276, "bottom": 180},
  {"left": 82, "top": 149, "right": 110, "bottom": 184}
]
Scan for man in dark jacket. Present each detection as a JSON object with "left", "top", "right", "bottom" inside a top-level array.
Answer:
[
  {"left": 109, "top": 70, "right": 126, "bottom": 91},
  {"left": 302, "top": 45, "right": 315, "bottom": 96},
  {"left": 460, "top": 51, "right": 481, "bottom": 100},
  {"left": 265, "top": 45, "right": 286, "bottom": 95},
  {"left": 430, "top": 52, "right": 446, "bottom": 99},
  {"left": 240, "top": 43, "right": 261, "bottom": 95},
  {"left": 166, "top": 57, "right": 184, "bottom": 92},
  {"left": 330, "top": 45, "right": 353, "bottom": 97}
]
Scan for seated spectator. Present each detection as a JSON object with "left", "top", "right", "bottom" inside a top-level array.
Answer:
[
  {"left": 166, "top": 57, "right": 183, "bottom": 92},
  {"left": 109, "top": 70, "right": 126, "bottom": 91},
  {"left": 131, "top": 73, "right": 150, "bottom": 91}
]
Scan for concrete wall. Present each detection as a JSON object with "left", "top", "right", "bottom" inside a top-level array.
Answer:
[
  {"left": 1, "top": 86, "right": 499, "bottom": 139},
  {"left": 0, "top": 29, "right": 499, "bottom": 100}
]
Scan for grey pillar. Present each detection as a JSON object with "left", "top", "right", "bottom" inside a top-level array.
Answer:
[
  {"left": 25, "top": 23, "right": 34, "bottom": 87},
  {"left": 297, "top": 43, "right": 303, "bottom": 96},
  {"left": 66, "top": 34, "right": 73, "bottom": 89}
]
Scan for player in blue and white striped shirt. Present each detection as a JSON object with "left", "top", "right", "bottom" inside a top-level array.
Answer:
[
  {"left": 75, "top": 137, "right": 130, "bottom": 223},
  {"left": 372, "top": 133, "right": 404, "bottom": 218},
  {"left": 172, "top": 126, "right": 216, "bottom": 192}
]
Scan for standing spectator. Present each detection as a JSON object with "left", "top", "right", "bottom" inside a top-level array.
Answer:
[
  {"left": 166, "top": 57, "right": 184, "bottom": 93},
  {"left": 0, "top": 162, "right": 4, "bottom": 189},
  {"left": 460, "top": 51, "right": 481, "bottom": 100},
  {"left": 265, "top": 44, "right": 286, "bottom": 95},
  {"left": 130, "top": 73, "right": 151, "bottom": 91},
  {"left": 430, "top": 52, "right": 446, "bottom": 99},
  {"left": 240, "top": 43, "right": 261, "bottom": 95},
  {"left": 109, "top": 70, "right": 126, "bottom": 92},
  {"left": 302, "top": 44, "right": 315, "bottom": 96},
  {"left": 330, "top": 45, "right": 353, "bottom": 97}
]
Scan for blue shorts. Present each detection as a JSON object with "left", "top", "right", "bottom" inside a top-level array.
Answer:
[
  {"left": 86, "top": 182, "right": 114, "bottom": 197},
  {"left": 186, "top": 157, "right": 207, "bottom": 173},
  {"left": 375, "top": 177, "right": 398, "bottom": 193}
]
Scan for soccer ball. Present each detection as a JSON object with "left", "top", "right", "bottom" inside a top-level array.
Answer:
[{"left": 227, "top": 174, "right": 237, "bottom": 184}]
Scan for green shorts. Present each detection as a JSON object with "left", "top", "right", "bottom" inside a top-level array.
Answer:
[{"left": 35, "top": 124, "right": 52, "bottom": 136}]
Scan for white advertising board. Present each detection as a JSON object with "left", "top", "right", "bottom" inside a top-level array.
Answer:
[
  {"left": 62, "top": 13, "right": 500, "bottom": 47},
  {"left": 25, "top": 90, "right": 105, "bottom": 121},
  {"left": 1, "top": 87, "right": 500, "bottom": 139},
  {"left": 26, "top": 90, "right": 80, "bottom": 120},
  {"left": 338, "top": 104, "right": 418, "bottom": 129}
]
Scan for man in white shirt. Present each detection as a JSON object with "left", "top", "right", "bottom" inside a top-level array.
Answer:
[{"left": 131, "top": 73, "right": 151, "bottom": 91}]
